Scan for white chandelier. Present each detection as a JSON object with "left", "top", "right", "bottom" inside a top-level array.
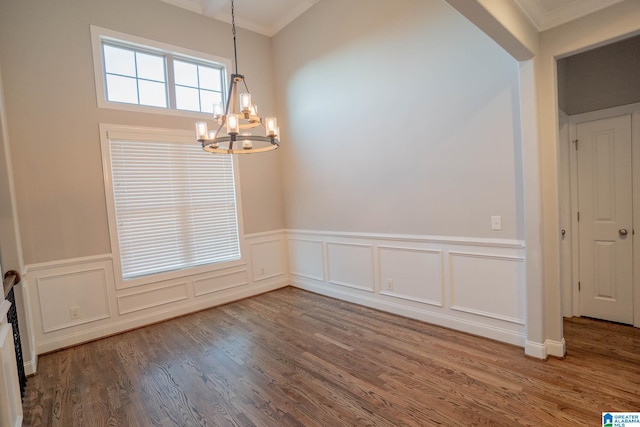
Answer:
[{"left": 195, "top": 0, "right": 279, "bottom": 154}]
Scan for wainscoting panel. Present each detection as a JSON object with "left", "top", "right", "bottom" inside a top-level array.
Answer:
[
  {"left": 288, "top": 238, "right": 325, "bottom": 281},
  {"left": 449, "top": 252, "right": 525, "bottom": 325},
  {"left": 25, "top": 231, "right": 290, "bottom": 355},
  {"left": 249, "top": 237, "right": 287, "bottom": 282},
  {"left": 117, "top": 282, "right": 189, "bottom": 315},
  {"left": 193, "top": 270, "right": 249, "bottom": 297},
  {"left": 288, "top": 230, "right": 526, "bottom": 347},
  {"left": 35, "top": 261, "right": 112, "bottom": 333},
  {"left": 326, "top": 242, "right": 375, "bottom": 292},
  {"left": 378, "top": 246, "right": 443, "bottom": 306}
]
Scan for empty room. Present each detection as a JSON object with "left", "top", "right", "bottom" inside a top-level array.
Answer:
[{"left": 0, "top": 0, "right": 639, "bottom": 425}]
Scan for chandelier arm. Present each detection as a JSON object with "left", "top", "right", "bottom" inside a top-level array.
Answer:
[
  {"left": 223, "top": 74, "right": 235, "bottom": 119},
  {"left": 213, "top": 117, "right": 225, "bottom": 140},
  {"left": 231, "top": 75, "right": 239, "bottom": 114}
]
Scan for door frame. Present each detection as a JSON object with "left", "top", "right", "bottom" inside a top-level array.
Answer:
[{"left": 563, "top": 102, "right": 640, "bottom": 327}]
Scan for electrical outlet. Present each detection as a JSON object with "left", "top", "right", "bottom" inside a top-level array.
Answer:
[
  {"left": 70, "top": 306, "right": 80, "bottom": 320},
  {"left": 386, "top": 279, "right": 394, "bottom": 290}
]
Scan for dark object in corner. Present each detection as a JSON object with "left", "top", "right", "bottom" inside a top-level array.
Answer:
[{"left": 3, "top": 270, "right": 26, "bottom": 398}]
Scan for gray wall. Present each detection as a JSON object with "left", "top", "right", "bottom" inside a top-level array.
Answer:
[
  {"left": 0, "top": 0, "right": 285, "bottom": 265},
  {"left": 558, "top": 34, "right": 640, "bottom": 115},
  {"left": 0, "top": 67, "right": 22, "bottom": 273},
  {"left": 273, "top": 0, "right": 524, "bottom": 239}
]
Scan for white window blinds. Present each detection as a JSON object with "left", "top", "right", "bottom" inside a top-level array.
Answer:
[{"left": 108, "top": 137, "right": 240, "bottom": 280}]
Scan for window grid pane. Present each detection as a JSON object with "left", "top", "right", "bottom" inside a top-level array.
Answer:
[
  {"left": 136, "top": 51, "right": 166, "bottom": 82},
  {"left": 198, "top": 65, "right": 222, "bottom": 91},
  {"left": 103, "top": 42, "right": 168, "bottom": 108},
  {"left": 109, "top": 138, "right": 240, "bottom": 280},
  {"left": 106, "top": 74, "right": 139, "bottom": 104},
  {"left": 174, "top": 59, "right": 223, "bottom": 113},
  {"left": 138, "top": 80, "right": 168, "bottom": 108},
  {"left": 174, "top": 60, "right": 198, "bottom": 87},
  {"left": 104, "top": 45, "right": 136, "bottom": 77},
  {"left": 175, "top": 85, "right": 201, "bottom": 111}
]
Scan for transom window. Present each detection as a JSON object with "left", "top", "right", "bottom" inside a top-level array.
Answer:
[{"left": 91, "top": 26, "right": 229, "bottom": 117}]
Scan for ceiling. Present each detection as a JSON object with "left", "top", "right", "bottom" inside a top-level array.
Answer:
[
  {"left": 159, "top": 0, "right": 626, "bottom": 36},
  {"left": 512, "top": 0, "right": 626, "bottom": 31},
  {"left": 158, "top": 0, "right": 321, "bottom": 36}
]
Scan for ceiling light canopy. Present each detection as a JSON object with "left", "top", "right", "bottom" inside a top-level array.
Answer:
[{"left": 195, "top": 0, "right": 279, "bottom": 154}]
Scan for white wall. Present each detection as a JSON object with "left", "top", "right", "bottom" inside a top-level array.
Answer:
[
  {"left": 273, "top": 0, "right": 524, "bottom": 240},
  {"left": 0, "top": 67, "right": 22, "bottom": 275},
  {"left": 273, "top": 0, "right": 528, "bottom": 347},
  {"left": 0, "top": 64, "right": 35, "bottom": 373}
]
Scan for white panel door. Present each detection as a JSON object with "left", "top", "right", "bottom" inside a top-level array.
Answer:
[{"left": 577, "top": 115, "right": 633, "bottom": 324}]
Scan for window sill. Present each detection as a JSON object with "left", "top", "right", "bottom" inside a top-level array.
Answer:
[{"left": 97, "top": 99, "right": 218, "bottom": 120}]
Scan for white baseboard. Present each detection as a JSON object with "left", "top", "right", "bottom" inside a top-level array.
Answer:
[
  {"left": 23, "top": 354, "right": 37, "bottom": 376},
  {"left": 545, "top": 338, "right": 566, "bottom": 358},
  {"left": 525, "top": 340, "right": 546, "bottom": 359},
  {"left": 293, "top": 278, "right": 526, "bottom": 347},
  {"left": 525, "top": 338, "right": 566, "bottom": 359}
]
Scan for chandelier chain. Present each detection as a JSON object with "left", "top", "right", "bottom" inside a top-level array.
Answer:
[{"left": 232, "top": 0, "right": 238, "bottom": 75}]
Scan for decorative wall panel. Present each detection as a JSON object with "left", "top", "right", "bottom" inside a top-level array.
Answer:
[{"left": 288, "top": 230, "right": 526, "bottom": 347}]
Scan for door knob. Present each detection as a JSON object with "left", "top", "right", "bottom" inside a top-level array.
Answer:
[{"left": 619, "top": 228, "right": 628, "bottom": 236}]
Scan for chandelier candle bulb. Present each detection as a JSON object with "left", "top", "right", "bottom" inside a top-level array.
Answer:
[
  {"left": 195, "top": 122, "right": 208, "bottom": 140},
  {"left": 226, "top": 114, "right": 239, "bottom": 134},
  {"left": 213, "top": 103, "right": 223, "bottom": 118},
  {"left": 265, "top": 117, "right": 278, "bottom": 137},
  {"left": 240, "top": 93, "right": 252, "bottom": 113},
  {"left": 241, "top": 133, "right": 252, "bottom": 149}
]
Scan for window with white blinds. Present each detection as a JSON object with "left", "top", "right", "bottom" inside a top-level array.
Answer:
[{"left": 106, "top": 132, "right": 241, "bottom": 280}]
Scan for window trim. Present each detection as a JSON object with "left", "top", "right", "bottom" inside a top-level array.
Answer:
[
  {"left": 91, "top": 26, "right": 232, "bottom": 119},
  {"left": 99, "top": 123, "right": 247, "bottom": 289}
]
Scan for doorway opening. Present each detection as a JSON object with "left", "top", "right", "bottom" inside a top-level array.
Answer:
[{"left": 557, "top": 34, "right": 640, "bottom": 327}]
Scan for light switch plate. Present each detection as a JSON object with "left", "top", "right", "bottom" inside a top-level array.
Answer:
[{"left": 491, "top": 215, "right": 502, "bottom": 231}]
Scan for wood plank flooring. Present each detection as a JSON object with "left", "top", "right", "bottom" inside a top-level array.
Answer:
[{"left": 22, "top": 287, "right": 640, "bottom": 426}]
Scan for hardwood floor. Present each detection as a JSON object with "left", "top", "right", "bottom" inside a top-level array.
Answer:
[{"left": 22, "top": 287, "right": 640, "bottom": 426}]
